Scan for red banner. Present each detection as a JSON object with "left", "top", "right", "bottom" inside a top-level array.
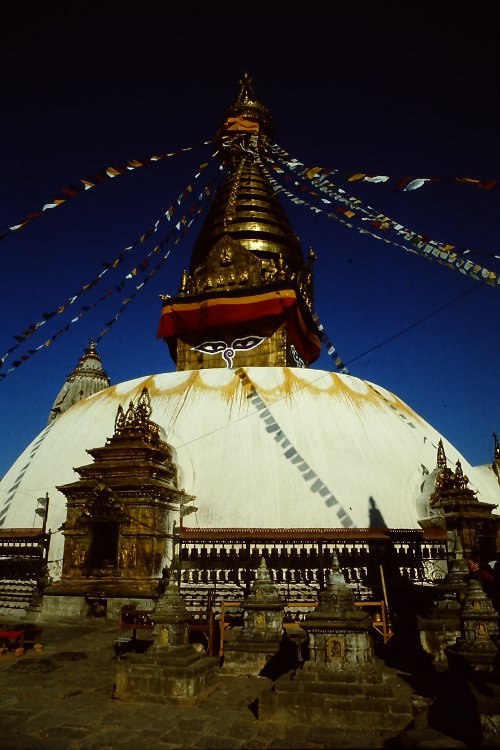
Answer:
[{"left": 157, "top": 285, "right": 321, "bottom": 365}]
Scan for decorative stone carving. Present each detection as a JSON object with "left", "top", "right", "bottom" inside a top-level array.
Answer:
[
  {"left": 258, "top": 552, "right": 414, "bottom": 733},
  {"left": 115, "top": 579, "right": 219, "bottom": 703},
  {"left": 192, "top": 236, "right": 261, "bottom": 294},
  {"left": 222, "top": 557, "right": 297, "bottom": 678},
  {"left": 447, "top": 577, "right": 500, "bottom": 671}
]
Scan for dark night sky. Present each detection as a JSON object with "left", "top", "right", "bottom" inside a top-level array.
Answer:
[{"left": 1, "top": 2, "right": 499, "bottom": 477}]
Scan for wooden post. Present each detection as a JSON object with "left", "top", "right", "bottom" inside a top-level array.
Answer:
[{"left": 379, "top": 564, "right": 392, "bottom": 631}]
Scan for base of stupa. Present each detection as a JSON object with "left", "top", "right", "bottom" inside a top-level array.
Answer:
[
  {"left": 258, "top": 666, "right": 414, "bottom": 732},
  {"left": 115, "top": 647, "right": 219, "bottom": 704}
]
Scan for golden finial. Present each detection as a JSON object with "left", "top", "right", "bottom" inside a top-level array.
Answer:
[
  {"left": 238, "top": 71, "right": 255, "bottom": 103},
  {"left": 436, "top": 439, "right": 447, "bottom": 468},
  {"left": 217, "top": 73, "right": 275, "bottom": 145},
  {"left": 179, "top": 270, "right": 189, "bottom": 293},
  {"left": 454, "top": 460, "right": 469, "bottom": 490}
]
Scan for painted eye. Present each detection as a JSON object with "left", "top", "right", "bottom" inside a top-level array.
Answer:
[
  {"left": 192, "top": 341, "right": 227, "bottom": 354},
  {"left": 232, "top": 335, "right": 264, "bottom": 351}
]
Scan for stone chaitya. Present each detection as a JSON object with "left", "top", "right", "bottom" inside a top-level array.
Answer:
[
  {"left": 115, "top": 576, "right": 219, "bottom": 704},
  {"left": 258, "top": 552, "right": 414, "bottom": 733},
  {"left": 447, "top": 576, "right": 500, "bottom": 672},
  {"left": 222, "top": 556, "right": 300, "bottom": 677},
  {"left": 39, "top": 388, "right": 192, "bottom": 621}
]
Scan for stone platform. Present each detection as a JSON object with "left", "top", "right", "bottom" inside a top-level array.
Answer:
[{"left": 0, "top": 620, "right": 468, "bottom": 749}]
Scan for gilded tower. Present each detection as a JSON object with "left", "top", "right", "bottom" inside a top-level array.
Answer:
[{"left": 157, "top": 73, "right": 321, "bottom": 370}]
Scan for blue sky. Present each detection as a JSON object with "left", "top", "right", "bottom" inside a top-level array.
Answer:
[{"left": 0, "top": 4, "right": 499, "bottom": 477}]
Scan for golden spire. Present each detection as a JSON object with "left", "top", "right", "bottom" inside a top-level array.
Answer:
[
  {"left": 189, "top": 74, "right": 303, "bottom": 277},
  {"left": 454, "top": 460, "right": 469, "bottom": 491},
  {"left": 436, "top": 439, "right": 447, "bottom": 469},
  {"left": 238, "top": 71, "right": 255, "bottom": 103},
  {"left": 157, "top": 76, "right": 321, "bottom": 372}
]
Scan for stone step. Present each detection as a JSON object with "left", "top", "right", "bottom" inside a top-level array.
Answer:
[{"left": 259, "top": 691, "right": 414, "bottom": 733}]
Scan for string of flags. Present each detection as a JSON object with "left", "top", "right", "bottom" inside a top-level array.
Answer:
[
  {"left": 266, "top": 154, "right": 499, "bottom": 287},
  {"left": 94, "top": 168, "right": 222, "bottom": 345},
  {"left": 0, "top": 166, "right": 224, "bottom": 378},
  {"left": 1, "top": 124, "right": 498, "bottom": 384},
  {"left": 311, "top": 312, "right": 349, "bottom": 375},
  {"left": 0, "top": 177, "right": 220, "bottom": 378},
  {"left": 0, "top": 153, "right": 221, "bottom": 371},
  {"left": 268, "top": 142, "right": 500, "bottom": 263},
  {"left": 277, "top": 161, "right": 499, "bottom": 193},
  {"left": 0, "top": 139, "right": 214, "bottom": 243},
  {"left": 261, "top": 143, "right": 499, "bottom": 287},
  {"left": 95, "top": 178, "right": 221, "bottom": 344}
]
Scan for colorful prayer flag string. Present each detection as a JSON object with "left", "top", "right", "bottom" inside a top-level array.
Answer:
[
  {"left": 311, "top": 312, "right": 349, "bottom": 374},
  {"left": 0, "top": 153, "right": 220, "bottom": 369},
  {"left": 269, "top": 143, "right": 499, "bottom": 263},
  {"left": 261, "top": 145, "right": 499, "bottom": 287},
  {"left": 0, "top": 140, "right": 214, "bottom": 243},
  {"left": 95, "top": 173, "right": 222, "bottom": 344},
  {"left": 279, "top": 160, "right": 498, "bottom": 193},
  {"left": 0, "top": 172, "right": 222, "bottom": 380}
]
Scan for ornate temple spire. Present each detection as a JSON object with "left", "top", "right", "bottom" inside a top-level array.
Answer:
[
  {"left": 48, "top": 340, "right": 110, "bottom": 424},
  {"left": 493, "top": 432, "right": 500, "bottom": 484},
  {"left": 114, "top": 388, "right": 160, "bottom": 441},
  {"left": 436, "top": 439, "right": 448, "bottom": 469},
  {"left": 157, "top": 75, "right": 321, "bottom": 372},
  {"left": 217, "top": 70, "right": 275, "bottom": 145},
  {"left": 189, "top": 74, "right": 301, "bottom": 275}
]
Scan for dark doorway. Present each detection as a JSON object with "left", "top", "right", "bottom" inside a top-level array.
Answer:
[{"left": 87, "top": 521, "right": 119, "bottom": 573}]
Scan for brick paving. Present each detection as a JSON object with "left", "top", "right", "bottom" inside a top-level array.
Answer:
[{"left": 0, "top": 620, "right": 465, "bottom": 749}]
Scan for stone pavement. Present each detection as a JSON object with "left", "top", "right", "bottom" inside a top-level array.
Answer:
[{"left": 0, "top": 620, "right": 465, "bottom": 750}]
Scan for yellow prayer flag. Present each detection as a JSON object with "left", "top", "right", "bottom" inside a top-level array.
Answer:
[
  {"left": 224, "top": 116, "right": 259, "bottom": 133},
  {"left": 348, "top": 173, "right": 366, "bottom": 182}
]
